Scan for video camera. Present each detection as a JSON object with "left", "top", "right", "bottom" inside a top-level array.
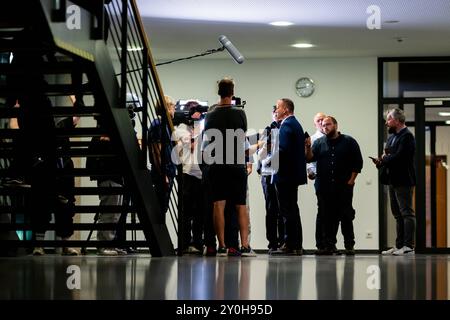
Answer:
[
  {"left": 173, "top": 99, "right": 209, "bottom": 126},
  {"left": 232, "top": 96, "right": 246, "bottom": 108}
]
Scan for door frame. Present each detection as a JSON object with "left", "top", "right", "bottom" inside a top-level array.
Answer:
[{"left": 378, "top": 57, "right": 450, "bottom": 253}]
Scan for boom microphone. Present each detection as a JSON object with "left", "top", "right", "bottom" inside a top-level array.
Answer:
[{"left": 218, "top": 35, "right": 245, "bottom": 64}]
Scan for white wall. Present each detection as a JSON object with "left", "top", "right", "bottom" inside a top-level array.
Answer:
[{"left": 157, "top": 57, "right": 379, "bottom": 250}]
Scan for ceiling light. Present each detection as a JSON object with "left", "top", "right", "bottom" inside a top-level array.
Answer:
[
  {"left": 446, "top": 120, "right": 450, "bottom": 125},
  {"left": 439, "top": 112, "right": 450, "bottom": 116},
  {"left": 291, "top": 43, "right": 314, "bottom": 48},
  {"left": 269, "top": 21, "right": 293, "bottom": 27}
]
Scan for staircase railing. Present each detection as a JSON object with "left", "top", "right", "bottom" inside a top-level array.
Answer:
[
  {"left": 0, "top": 0, "right": 176, "bottom": 256},
  {"left": 104, "top": 0, "right": 180, "bottom": 248}
]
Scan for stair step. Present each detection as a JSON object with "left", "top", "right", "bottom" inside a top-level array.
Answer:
[
  {"left": 0, "top": 240, "right": 149, "bottom": 247},
  {"left": 0, "top": 205, "right": 136, "bottom": 213},
  {"left": 0, "top": 168, "right": 122, "bottom": 177},
  {"left": 0, "top": 148, "right": 117, "bottom": 158},
  {"left": 0, "top": 84, "right": 93, "bottom": 96},
  {"left": 0, "top": 223, "right": 143, "bottom": 231},
  {"left": 0, "top": 127, "right": 107, "bottom": 138},
  {"left": 0, "top": 107, "right": 100, "bottom": 118},
  {"left": 0, "top": 61, "right": 92, "bottom": 75},
  {"left": 0, "top": 186, "right": 125, "bottom": 195}
]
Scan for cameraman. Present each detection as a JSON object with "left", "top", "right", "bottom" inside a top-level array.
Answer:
[
  {"left": 202, "top": 78, "right": 254, "bottom": 256},
  {"left": 173, "top": 101, "right": 205, "bottom": 254}
]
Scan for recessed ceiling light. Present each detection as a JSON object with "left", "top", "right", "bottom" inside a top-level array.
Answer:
[
  {"left": 439, "top": 112, "right": 450, "bottom": 116},
  {"left": 384, "top": 20, "right": 399, "bottom": 24},
  {"left": 269, "top": 21, "right": 294, "bottom": 27},
  {"left": 291, "top": 43, "right": 314, "bottom": 48}
]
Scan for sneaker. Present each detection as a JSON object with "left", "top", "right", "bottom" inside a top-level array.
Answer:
[
  {"left": 204, "top": 246, "right": 217, "bottom": 257},
  {"left": 98, "top": 248, "right": 118, "bottom": 256},
  {"left": 240, "top": 246, "right": 257, "bottom": 257},
  {"left": 32, "top": 247, "right": 45, "bottom": 256},
  {"left": 115, "top": 248, "right": 128, "bottom": 255},
  {"left": 381, "top": 247, "right": 398, "bottom": 255},
  {"left": 393, "top": 246, "right": 415, "bottom": 256},
  {"left": 183, "top": 245, "right": 202, "bottom": 255},
  {"left": 62, "top": 247, "right": 79, "bottom": 256},
  {"left": 217, "top": 247, "right": 228, "bottom": 257},
  {"left": 227, "top": 247, "right": 241, "bottom": 257},
  {"left": 268, "top": 247, "right": 281, "bottom": 255}
]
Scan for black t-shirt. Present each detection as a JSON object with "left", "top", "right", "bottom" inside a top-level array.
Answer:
[{"left": 203, "top": 105, "right": 247, "bottom": 167}]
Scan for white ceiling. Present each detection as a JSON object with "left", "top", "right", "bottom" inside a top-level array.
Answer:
[{"left": 136, "top": 0, "right": 450, "bottom": 62}]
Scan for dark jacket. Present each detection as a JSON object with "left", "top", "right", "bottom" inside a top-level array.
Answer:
[
  {"left": 380, "top": 127, "right": 416, "bottom": 186},
  {"left": 311, "top": 133, "right": 363, "bottom": 193},
  {"left": 273, "top": 115, "right": 307, "bottom": 186}
]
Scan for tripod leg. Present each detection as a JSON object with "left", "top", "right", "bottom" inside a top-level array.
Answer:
[{"left": 81, "top": 212, "right": 99, "bottom": 255}]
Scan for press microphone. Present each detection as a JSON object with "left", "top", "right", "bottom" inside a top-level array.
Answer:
[{"left": 218, "top": 35, "right": 245, "bottom": 64}]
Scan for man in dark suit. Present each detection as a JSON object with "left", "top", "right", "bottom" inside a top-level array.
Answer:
[
  {"left": 371, "top": 108, "right": 416, "bottom": 255},
  {"left": 272, "top": 98, "right": 307, "bottom": 255}
]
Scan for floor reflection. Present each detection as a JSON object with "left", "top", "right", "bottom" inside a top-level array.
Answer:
[{"left": 0, "top": 255, "right": 448, "bottom": 300}]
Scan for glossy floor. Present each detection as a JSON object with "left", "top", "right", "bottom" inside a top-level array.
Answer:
[{"left": 0, "top": 254, "right": 449, "bottom": 300}]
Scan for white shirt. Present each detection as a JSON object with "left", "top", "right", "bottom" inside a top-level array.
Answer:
[
  {"left": 307, "top": 129, "right": 325, "bottom": 176},
  {"left": 174, "top": 123, "right": 202, "bottom": 179}
]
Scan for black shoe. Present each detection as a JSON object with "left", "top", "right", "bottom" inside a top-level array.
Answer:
[
  {"left": 271, "top": 246, "right": 302, "bottom": 256},
  {"left": 344, "top": 248, "right": 355, "bottom": 255},
  {"left": 314, "top": 248, "right": 327, "bottom": 255}
]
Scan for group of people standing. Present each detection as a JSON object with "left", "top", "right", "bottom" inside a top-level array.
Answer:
[
  {"left": 258, "top": 103, "right": 363, "bottom": 255},
  {"left": 154, "top": 77, "right": 416, "bottom": 256}
]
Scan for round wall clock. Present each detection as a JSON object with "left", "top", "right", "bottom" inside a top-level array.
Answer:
[{"left": 295, "top": 77, "right": 315, "bottom": 97}]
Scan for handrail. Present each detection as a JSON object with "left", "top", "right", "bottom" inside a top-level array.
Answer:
[{"left": 105, "top": 0, "right": 180, "bottom": 246}]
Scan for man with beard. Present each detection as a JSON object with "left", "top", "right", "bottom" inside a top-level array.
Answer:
[
  {"left": 371, "top": 108, "right": 416, "bottom": 255},
  {"left": 306, "top": 116, "right": 363, "bottom": 255}
]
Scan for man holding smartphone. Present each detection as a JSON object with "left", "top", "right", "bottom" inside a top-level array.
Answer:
[{"left": 371, "top": 108, "right": 416, "bottom": 256}]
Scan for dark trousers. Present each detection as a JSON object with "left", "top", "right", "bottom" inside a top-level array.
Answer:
[
  {"left": 182, "top": 174, "right": 204, "bottom": 249},
  {"left": 275, "top": 181, "right": 302, "bottom": 250},
  {"left": 261, "top": 175, "right": 284, "bottom": 249},
  {"left": 317, "top": 185, "right": 355, "bottom": 250},
  {"left": 315, "top": 193, "right": 325, "bottom": 250},
  {"left": 388, "top": 185, "right": 416, "bottom": 248},
  {"left": 151, "top": 171, "right": 174, "bottom": 223}
]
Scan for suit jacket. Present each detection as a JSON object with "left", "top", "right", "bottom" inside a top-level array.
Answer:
[
  {"left": 273, "top": 115, "right": 307, "bottom": 186},
  {"left": 381, "top": 127, "right": 416, "bottom": 186}
]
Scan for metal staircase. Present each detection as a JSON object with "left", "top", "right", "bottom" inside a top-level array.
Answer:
[{"left": 0, "top": 0, "right": 176, "bottom": 256}]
